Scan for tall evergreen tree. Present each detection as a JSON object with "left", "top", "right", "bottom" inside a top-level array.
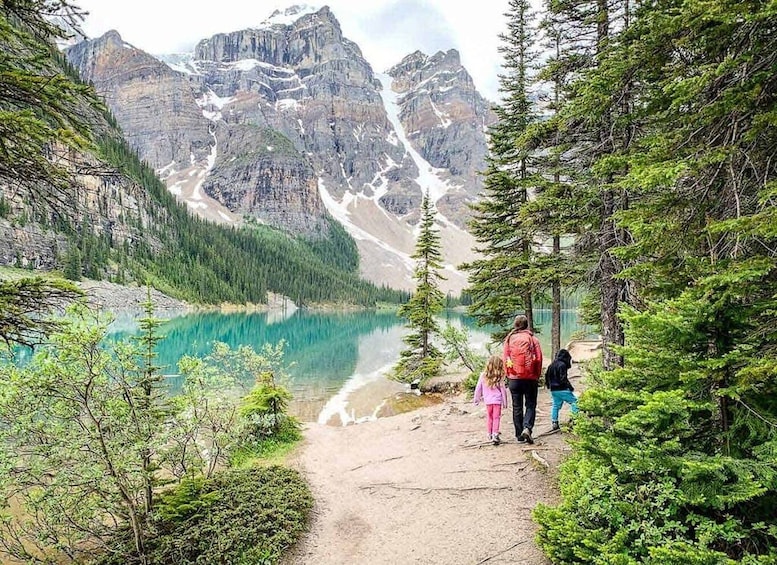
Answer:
[
  {"left": 0, "top": 0, "right": 90, "bottom": 344},
  {"left": 0, "top": 0, "right": 95, "bottom": 208},
  {"left": 520, "top": 8, "right": 589, "bottom": 357},
  {"left": 535, "top": 0, "right": 777, "bottom": 561},
  {"left": 464, "top": 0, "right": 541, "bottom": 336},
  {"left": 395, "top": 192, "right": 445, "bottom": 383},
  {"left": 526, "top": 0, "right": 636, "bottom": 369}
]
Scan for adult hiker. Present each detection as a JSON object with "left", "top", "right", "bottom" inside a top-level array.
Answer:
[{"left": 502, "top": 314, "right": 543, "bottom": 444}]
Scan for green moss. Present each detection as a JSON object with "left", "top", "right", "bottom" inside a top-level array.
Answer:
[{"left": 376, "top": 392, "right": 444, "bottom": 417}]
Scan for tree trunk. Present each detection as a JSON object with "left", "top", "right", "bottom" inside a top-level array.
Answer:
[
  {"left": 524, "top": 291, "right": 534, "bottom": 332},
  {"left": 596, "top": 0, "right": 624, "bottom": 370},
  {"left": 600, "top": 192, "right": 624, "bottom": 370},
  {"left": 552, "top": 235, "right": 561, "bottom": 358}
]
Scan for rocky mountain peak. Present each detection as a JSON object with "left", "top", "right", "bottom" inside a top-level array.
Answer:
[
  {"left": 98, "top": 29, "right": 123, "bottom": 47},
  {"left": 66, "top": 5, "right": 495, "bottom": 292},
  {"left": 264, "top": 4, "right": 322, "bottom": 25},
  {"left": 388, "top": 48, "right": 468, "bottom": 93},
  {"left": 193, "top": 5, "right": 350, "bottom": 66}
]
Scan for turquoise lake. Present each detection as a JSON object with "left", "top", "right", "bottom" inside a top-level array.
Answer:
[{"left": 108, "top": 308, "right": 587, "bottom": 425}]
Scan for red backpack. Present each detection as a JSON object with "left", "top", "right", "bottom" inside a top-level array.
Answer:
[{"left": 504, "top": 331, "right": 540, "bottom": 380}]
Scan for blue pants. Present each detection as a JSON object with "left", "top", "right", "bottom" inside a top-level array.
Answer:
[{"left": 551, "top": 390, "right": 579, "bottom": 422}]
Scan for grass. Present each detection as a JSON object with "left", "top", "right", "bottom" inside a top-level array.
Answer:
[
  {"left": 376, "top": 392, "right": 444, "bottom": 417},
  {"left": 230, "top": 418, "right": 303, "bottom": 468},
  {"left": 0, "top": 266, "right": 64, "bottom": 280}
]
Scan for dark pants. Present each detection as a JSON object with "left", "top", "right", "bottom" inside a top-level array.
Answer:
[{"left": 508, "top": 378, "right": 539, "bottom": 436}]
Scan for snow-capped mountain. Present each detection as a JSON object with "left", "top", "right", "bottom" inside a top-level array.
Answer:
[{"left": 65, "top": 5, "right": 496, "bottom": 293}]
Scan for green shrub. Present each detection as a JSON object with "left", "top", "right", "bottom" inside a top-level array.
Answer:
[
  {"left": 240, "top": 374, "right": 294, "bottom": 438},
  {"left": 231, "top": 417, "right": 303, "bottom": 467},
  {"left": 96, "top": 466, "right": 312, "bottom": 565}
]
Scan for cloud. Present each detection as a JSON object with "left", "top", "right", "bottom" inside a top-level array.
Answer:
[{"left": 357, "top": 0, "right": 457, "bottom": 70}]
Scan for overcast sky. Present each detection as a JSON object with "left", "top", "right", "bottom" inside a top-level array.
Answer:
[{"left": 72, "top": 0, "right": 515, "bottom": 101}]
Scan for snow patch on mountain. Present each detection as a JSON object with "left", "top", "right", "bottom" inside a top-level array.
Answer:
[
  {"left": 376, "top": 72, "right": 455, "bottom": 206},
  {"left": 259, "top": 5, "right": 319, "bottom": 28}
]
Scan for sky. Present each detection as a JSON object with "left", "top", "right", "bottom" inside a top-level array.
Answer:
[{"left": 72, "top": 0, "right": 514, "bottom": 101}]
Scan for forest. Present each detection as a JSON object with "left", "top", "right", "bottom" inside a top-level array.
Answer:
[{"left": 465, "top": 0, "right": 777, "bottom": 562}]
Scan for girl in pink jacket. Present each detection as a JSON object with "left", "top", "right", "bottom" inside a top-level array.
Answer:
[{"left": 473, "top": 355, "right": 509, "bottom": 445}]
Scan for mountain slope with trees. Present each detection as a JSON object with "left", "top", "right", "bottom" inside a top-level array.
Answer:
[{"left": 0, "top": 0, "right": 404, "bottom": 310}]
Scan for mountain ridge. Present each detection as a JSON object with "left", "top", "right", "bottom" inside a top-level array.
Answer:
[{"left": 65, "top": 5, "right": 496, "bottom": 293}]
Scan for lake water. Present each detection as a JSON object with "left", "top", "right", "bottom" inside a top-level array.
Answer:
[{"left": 109, "top": 308, "right": 588, "bottom": 425}]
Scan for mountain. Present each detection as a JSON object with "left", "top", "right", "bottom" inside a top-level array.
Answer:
[
  {"left": 65, "top": 5, "right": 496, "bottom": 293},
  {"left": 0, "top": 26, "right": 402, "bottom": 307}
]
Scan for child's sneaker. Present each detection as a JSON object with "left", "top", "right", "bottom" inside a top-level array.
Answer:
[
  {"left": 493, "top": 433, "right": 501, "bottom": 446},
  {"left": 551, "top": 421, "right": 560, "bottom": 431}
]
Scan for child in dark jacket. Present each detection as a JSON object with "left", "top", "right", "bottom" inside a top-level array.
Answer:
[{"left": 544, "top": 349, "right": 578, "bottom": 430}]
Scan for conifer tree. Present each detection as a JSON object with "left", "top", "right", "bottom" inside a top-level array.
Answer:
[
  {"left": 395, "top": 192, "right": 445, "bottom": 383},
  {"left": 535, "top": 0, "right": 777, "bottom": 561},
  {"left": 526, "top": 0, "right": 636, "bottom": 368},
  {"left": 0, "top": 0, "right": 95, "bottom": 208},
  {"left": 463, "top": 0, "right": 541, "bottom": 335},
  {"left": 519, "top": 8, "right": 590, "bottom": 357},
  {"left": 0, "top": 0, "right": 91, "bottom": 343}
]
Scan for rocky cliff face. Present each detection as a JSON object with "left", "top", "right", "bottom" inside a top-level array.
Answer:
[
  {"left": 388, "top": 50, "right": 495, "bottom": 228},
  {"left": 0, "top": 152, "right": 165, "bottom": 271},
  {"left": 66, "top": 5, "right": 495, "bottom": 292},
  {"left": 66, "top": 31, "right": 212, "bottom": 169}
]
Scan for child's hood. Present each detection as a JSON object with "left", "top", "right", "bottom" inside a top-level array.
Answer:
[{"left": 555, "top": 348, "right": 572, "bottom": 368}]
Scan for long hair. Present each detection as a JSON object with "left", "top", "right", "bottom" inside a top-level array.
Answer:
[
  {"left": 483, "top": 355, "right": 505, "bottom": 388},
  {"left": 504, "top": 314, "right": 530, "bottom": 343}
]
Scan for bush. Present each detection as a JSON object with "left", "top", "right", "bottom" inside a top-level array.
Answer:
[
  {"left": 231, "top": 417, "right": 303, "bottom": 466},
  {"left": 96, "top": 466, "right": 313, "bottom": 565}
]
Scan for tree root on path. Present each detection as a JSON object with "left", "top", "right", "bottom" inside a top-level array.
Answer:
[
  {"left": 444, "top": 465, "right": 527, "bottom": 474},
  {"left": 476, "top": 538, "right": 532, "bottom": 564},
  {"left": 461, "top": 441, "right": 503, "bottom": 448},
  {"left": 359, "top": 483, "right": 512, "bottom": 493},
  {"left": 493, "top": 460, "right": 530, "bottom": 469},
  {"left": 349, "top": 456, "right": 404, "bottom": 472},
  {"left": 532, "top": 428, "right": 561, "bottom": 440},
  {"left": 531, "top": 450, "right": 550, "bottom": 469}
]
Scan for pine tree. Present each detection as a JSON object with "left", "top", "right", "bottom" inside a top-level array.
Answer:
[
  {"left": 0, "top": 1, "right": 91, "bottom": 343},
  {"left": 519, "top": 6, "right": 591, "bottom": 357},
  {"left": 535, "top": 0, "right": 777, "bottom": 561},
  {"left": 132, "top": 291, "right": 169, "bottom": 517},
  {"left": 63, "top": 245, "right": 82, "bottom": 280},
  {"left": 0, "top": 0, "right": 96, "bottom": 208},
  {"left": 526, "top": 0, "right": 636, "bottom": 369},
  {"left": 463, "top": 0, "right": 541, "bottom": 336},
  {"left": 395, "top": 192, "right": 445, "bottom": 383}
]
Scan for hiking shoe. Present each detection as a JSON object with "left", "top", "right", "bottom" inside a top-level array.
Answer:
[
  {"left": 551, "top": 421, "right": 560, "bottom": 431},
  {"left": 521, "top": 428, "right": 534, "bottom": 444},
  {"left": 516, "top": 435, "right": 527, "bottom": 444}
]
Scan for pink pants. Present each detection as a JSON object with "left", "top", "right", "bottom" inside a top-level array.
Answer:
[{"left": 486, "top": 404, "right": 503, "bottom": 435}]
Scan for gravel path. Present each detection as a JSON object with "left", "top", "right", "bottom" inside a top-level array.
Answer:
[{"left": 284, "top": 387, "right": 575, "bottom": 565}]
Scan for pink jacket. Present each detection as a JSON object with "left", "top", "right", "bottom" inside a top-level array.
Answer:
[{"left": 473, "top": 373, "right": 508, "bottom": 407}]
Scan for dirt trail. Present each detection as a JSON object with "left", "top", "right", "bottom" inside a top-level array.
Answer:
[{"left": 285, "top": 384, "right": 578, "bottom": 565}]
